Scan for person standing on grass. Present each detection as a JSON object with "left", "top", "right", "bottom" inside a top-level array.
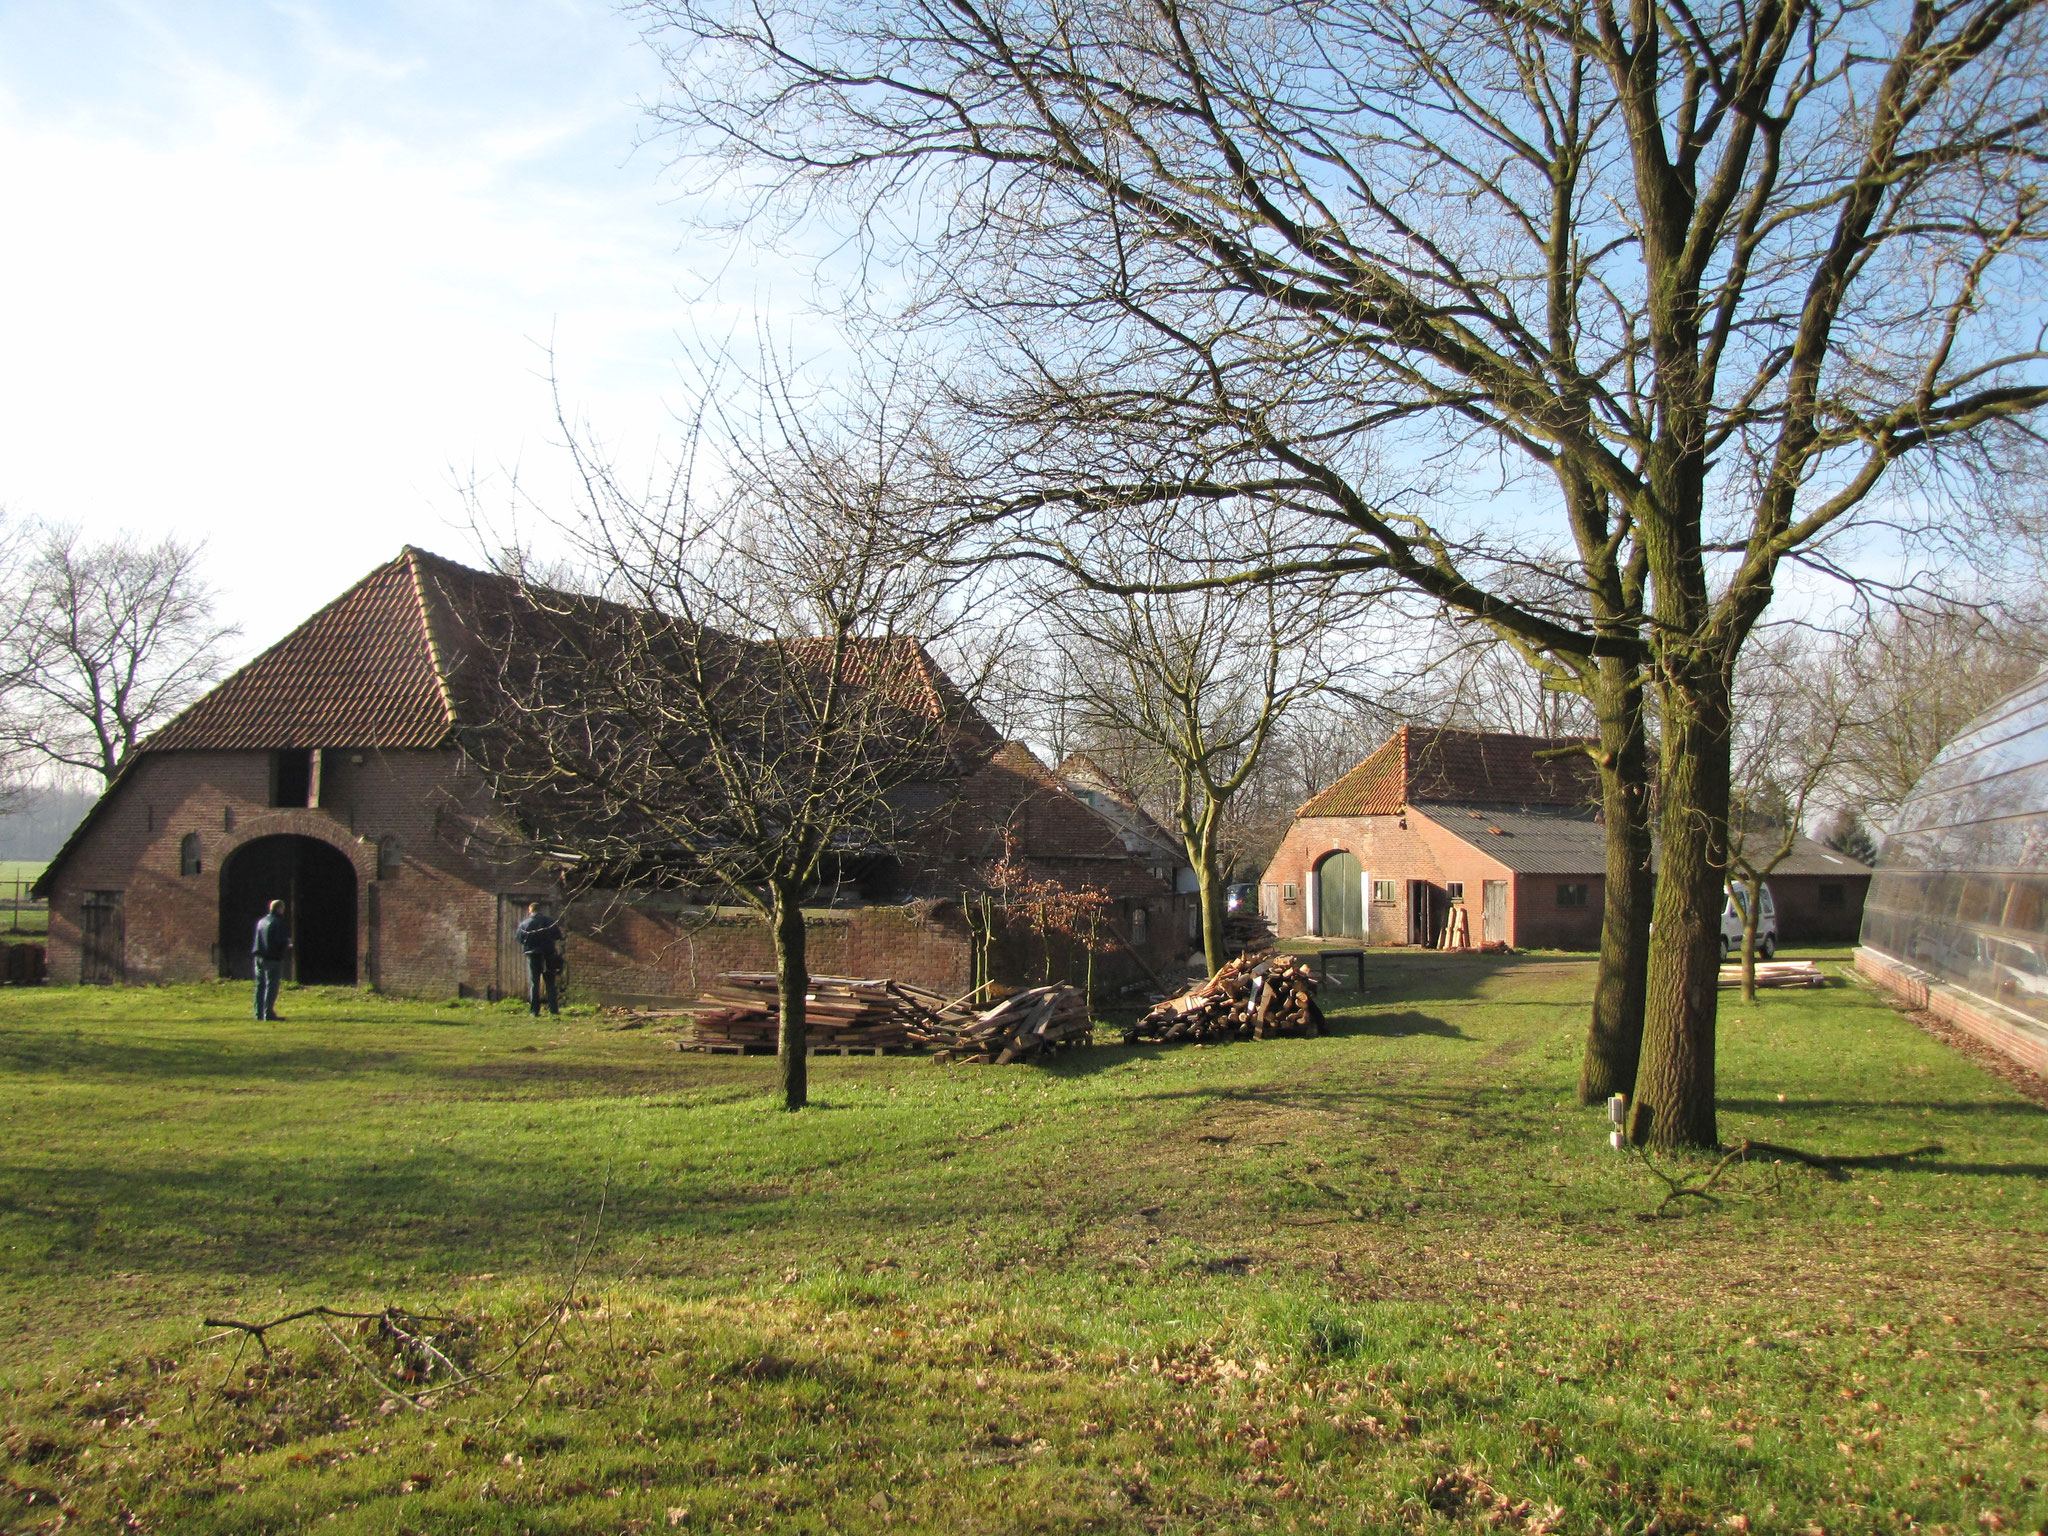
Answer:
[
  {"left": 515, "top": 901, "right": 564, "bottom": 1017},
  {"left": 252, "top": 899, "right": 289, "bottom": 1022}
]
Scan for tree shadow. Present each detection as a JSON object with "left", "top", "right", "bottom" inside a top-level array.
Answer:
[
  {"left": 1287, "top": 949, "right": 1593, "bottom": 1007},
  {"left": 1721, "top": 1097, "right": 2046, "bottom": 1117},
  {"left": 1321, "top": 1009, "right": 1470, "bottom": 1041},
  {"left": 1736, "top": 1139, "right": 2048, "bottom": 1180}
]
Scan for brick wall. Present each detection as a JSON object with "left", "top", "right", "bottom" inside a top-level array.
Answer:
[
  {"left": 1510, "top": 873, "right": 1607, "bottom": 950},
  {"left": 565, "top": 898, "right": 978, "bottom": 1003},
  {"left": 1262, "top": 811, "right": 1530, "bottom": 945},
  {"left": 44, "top": 747, "right": 557, "bottom": 996},
  {"left": 1771, "top": 873, "right": 1869, "bottom": 944},
  {"left": 46, "top": 745, "right": 1192, "bottom": 1001},
  {"left": 1856, "top": 945, "right": 2048, "bottom": 1079}
]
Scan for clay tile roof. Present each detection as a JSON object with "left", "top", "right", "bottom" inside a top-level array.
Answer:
[
  {"left": 147, "top": 548, "right": 459, "bottom": 752},
  {"left": 1297, "top": 726, "right": 1598, "bottom": 817}
]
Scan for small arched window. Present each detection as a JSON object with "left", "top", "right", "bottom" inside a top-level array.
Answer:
[
  {"left": 179, "top": 833, "right": 202, "bottom": 877},
  {"left": 378, "top": 835, "right": 402, "bottom": 877}
]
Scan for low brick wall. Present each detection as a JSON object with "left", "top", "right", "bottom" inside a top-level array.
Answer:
[
  {"left": 1855, "top": 945, "right": 2048, "bottom": 1080},
  {"left": 567, "top": 900, "right": 977, "bottom": 1005}
]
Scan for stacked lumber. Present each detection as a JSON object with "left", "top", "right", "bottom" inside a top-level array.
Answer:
[
  {"left": 1127, "top": 953, "right": 1324, "bottom": 1045},
  {"left": 1717, "top": 959, "right": 1825, "bottom": 989},
  {"left": 682, "top": 973, "right": 939, "bottom": 1052},
  {"left": 1223, "top": 908, "right": 1277, "bottom": 954},
  {"left": 908, "top": 984, "right": 1092, "bottom": 1064}
]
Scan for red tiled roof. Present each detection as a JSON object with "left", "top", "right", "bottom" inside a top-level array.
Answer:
[
  {"left": 1297, "top": 727, "right": 1597, "bottom": 816},
  {"left": 147, "top": 549, "right": 457, "bottom": 751},
  {"left": 145, "top": 547, "right": 1004, "bottom": 760}
]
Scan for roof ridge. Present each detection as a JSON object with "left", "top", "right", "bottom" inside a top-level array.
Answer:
[{"left": 404, "top": 548, "right": 462, "bottom": 737}]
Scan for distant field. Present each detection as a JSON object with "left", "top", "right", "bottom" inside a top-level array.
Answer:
[{"left": 0, "top": 861, "right": 47, "bottom": 938}]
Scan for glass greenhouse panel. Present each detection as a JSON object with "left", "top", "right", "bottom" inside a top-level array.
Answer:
[{"left": 1862, "top": 669, "right": 2048, "bottom": 1025}]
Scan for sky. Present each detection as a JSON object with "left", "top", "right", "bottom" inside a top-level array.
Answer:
[{"left": 0, "top": 0, "right": 801, "bottom": 653}]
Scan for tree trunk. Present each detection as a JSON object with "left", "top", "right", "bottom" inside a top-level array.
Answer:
[
  {"left": 1631, "top": 665, "right": 1733, "bottom": 1150},
  {"left": 1195, "top": 827, "right": 1228, "bottom": 976},
  {"left": 1578, "top": 654, "right": 1654, "bottom": 1105},
  {"left": 771, "top": 882, "right": 809, "bottom": 1111},
  {"left": 1740, "top": 877, "right": 1761, "bottom": 1003}
]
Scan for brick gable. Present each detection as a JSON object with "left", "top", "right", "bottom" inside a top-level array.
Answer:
[{"left": 1297, "top": 727, "right": 1597, "bottom": 817}]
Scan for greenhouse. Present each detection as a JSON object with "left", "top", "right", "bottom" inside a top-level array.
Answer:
[{"left": 1858, "top": 666, "right": 2048, "bottom": 1074}]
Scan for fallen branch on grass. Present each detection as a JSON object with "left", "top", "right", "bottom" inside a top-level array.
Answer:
[
  {"left": 1629, "top": 1140, "right": 1757, "bottom": 1219},
  {"left": 200, "top": 1305, "right": 477, "bottom": 1412},
  {"left": 202, "top": 1305, "right": 461, "bottom": 1360}
]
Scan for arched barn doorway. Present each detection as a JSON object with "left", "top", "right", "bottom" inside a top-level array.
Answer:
[
  {"left": 1315, "top": 849, "right": 1365, "bottom": 939},
  {"left": 219, "top": 835, "right": 358, "bottom": 985}
]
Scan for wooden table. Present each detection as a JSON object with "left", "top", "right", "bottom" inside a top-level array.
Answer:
[{"left": 1317, "top": 948, "right": 1366, "bottom": 990}]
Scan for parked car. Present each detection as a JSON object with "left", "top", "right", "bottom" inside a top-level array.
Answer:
[
  {"left": 1226, "top": 882, "right": 1257, "bottom": 914},
  {"left": 1721, "top": 883, "right": 1777, "bottom": 962}
]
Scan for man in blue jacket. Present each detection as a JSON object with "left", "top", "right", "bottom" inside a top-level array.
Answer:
[
  {"left": 252, "top": 899, "right": 290, "bottom": 1022},
  {"left": 515, "top": 901, "right": 564, "bottom": 1017}
]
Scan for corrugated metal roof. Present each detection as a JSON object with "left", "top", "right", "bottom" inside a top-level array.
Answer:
[
  {"left": 1412, "top": 804, "right": 1873, "bottom": 878},
  {"left": 1414, "top": 803, "right": 1608, "bottom": 873},
  {"left": 1756, "top": 837, "right": 1873, "bottom": 877},
  {"left": 1298, "top": 727, "right": 1597, "bottom": 817}
]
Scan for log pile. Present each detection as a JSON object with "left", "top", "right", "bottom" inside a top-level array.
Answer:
[
  {"left": 1126, "top": 953, "right": 1324, "bottom": 1045},
  {"left": 683, "top": 973, "right": 946, "bottom": 1052},
  {"left": 907, "top": 983, "right": 1092, "bottom": 1064}
]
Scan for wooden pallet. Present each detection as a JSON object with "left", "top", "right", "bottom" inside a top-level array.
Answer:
[{"left": 675, "top": 1040, "right": 919, "bottom": 1057}]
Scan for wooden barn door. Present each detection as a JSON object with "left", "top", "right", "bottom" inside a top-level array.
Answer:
[
  {"left": 80, "top": 891, "right": 125, "bottom": 985},
  {"left": 496, "top": 894, "right": 554, "bottom": 1000},
  {"left": 1481, "top": 881, "right": 1508, "bottom": 945},
  {"left": 1316, "top": 851, "right": 1364, "bottom": 938}
]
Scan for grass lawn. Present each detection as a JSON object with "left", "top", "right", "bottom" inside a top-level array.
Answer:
[{"left": 2, "top": 952, "right": 2044, "bottom": 1535}]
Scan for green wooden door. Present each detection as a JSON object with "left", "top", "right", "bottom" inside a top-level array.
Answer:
[{"left": 1318, "top": 851, "right": 1364, "bottom": 938}]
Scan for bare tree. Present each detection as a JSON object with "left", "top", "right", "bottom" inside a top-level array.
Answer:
[
  {"left": 1725, "top": 632, "right": 1862, "bottom": 999},
  {"left": 0, "top": 525, "right": 239, "bottom": 783},
  {"left": 1026, "top": 516, "right": 1378, "bottom": 971},
  {"left": 641, "top": 0, "right": 2048, "bottom": 1144},
  {"left": 1826, "top": 597, "right": 2048, "bottom": 837},
  {"left": 466, "top": 376, "right": 978, "bottom": 1112}
]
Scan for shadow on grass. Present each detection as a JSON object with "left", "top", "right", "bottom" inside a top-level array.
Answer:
[
  {"left": 0, "top": 1030, "right": 410, "bottom": 1080},
  {"left": 1280, "top": 949, "right": 1596, "bottom": 1008},
  {"left": 1736, "top": 1139, "right": 2048, "bottom": 1180},
  {"left": 1722, "top": 1097, "right": 2047, "bottom": 1117},
  {"left": 0, "top": 1155, "right": 805, "bottom": 1276},
  {"left": 1322, "top": 1009, "right": 1470, "bottom": 1042}
]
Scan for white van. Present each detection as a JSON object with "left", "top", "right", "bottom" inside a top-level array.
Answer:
[{"left": 1721, "top": 884, "right": 1777, "bottom": 962}]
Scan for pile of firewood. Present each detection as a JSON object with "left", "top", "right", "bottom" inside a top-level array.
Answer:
[
  {"left": 907, "top": 983, "right": 1092, "bottom": 1064},
  {"left": 1126, "top": 953, "right": 1324, "bottom": 1045},
  {"left": 684, "top": 973, "right": 949, "bottom": 1052}
]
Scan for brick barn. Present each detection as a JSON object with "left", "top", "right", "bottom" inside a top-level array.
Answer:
[
  {"left": 35, "top": 548, "right": 1194, "bottom": 998},
  {"left": 1261, "top": 727, "right": 1870, "bottom": 949}
]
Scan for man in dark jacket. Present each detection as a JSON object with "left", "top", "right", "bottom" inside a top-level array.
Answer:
[
  {"left": 252, "top": 899, "right": 290, "bottom": 1021},
  {"left": 515, "top": 902, "right": 564, "bottom": 1017}
]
